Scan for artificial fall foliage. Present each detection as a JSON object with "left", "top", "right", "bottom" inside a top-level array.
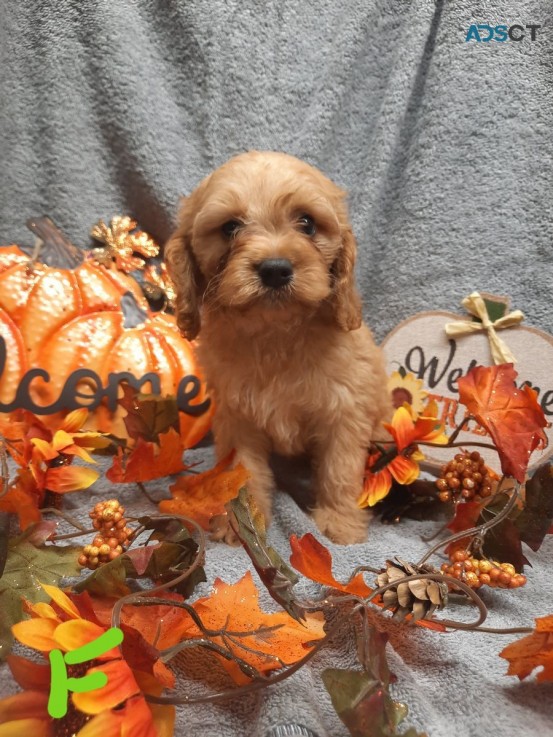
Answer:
[
  {"left": 457, "top": 363, "right": 548, "bottom": 482},
  {"left": 443, "top": 462, "right": 553, "bottom": 573},
  {"left": 180, "top": 571, "right": 326, "bottom": 685},
  {"left": 90, "top": 216, "right": 159, "bottom": 273},
  {"left": 228, "top": 489, "right": 305, "bottom": 621},
  {"left": 0, "top": 408, "right": 109, "bottom": 529},
  {"left": 3, "top": 583, "right": 175, "bottom": 737},
  {"left": 360, "top": 399, "right": 448, "bottom": 507},
  {"left": 0, "top": 535, "right": 81, "bottom": 659},
  {"left": 0, "top": 360, "right": 552, "bottom": 737},
  {"left": 159, "top": 453, "right": 250, "bottom": 529},
  {"left": 290, "top": 532, "right": 372, "bottom": 597},
  {"left": 107, "top": 428, "right": 188, "bottom": 483},
  {"left": 500, "top": 615, "right": 553, "bottom": 682}
]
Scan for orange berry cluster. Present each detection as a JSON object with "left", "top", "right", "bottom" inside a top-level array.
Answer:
[
  {"left": 78, "top": 499, "right": 133, "bottom": 570},
  {"left": 441, "top": 548, "right": 527, "bottom": 590},
  {"left": 436, "top": 450, "right": 494, "bottom": 503}
]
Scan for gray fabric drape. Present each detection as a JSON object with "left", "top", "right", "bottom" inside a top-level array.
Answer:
[{"left": 1, "top": 2, "right": 552, "bottom": 736}]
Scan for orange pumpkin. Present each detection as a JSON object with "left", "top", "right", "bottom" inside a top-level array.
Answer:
[
  {"left": 0, "top": 307, "right": 27, "bottom": 404},
  {"left": 29, "top": 298, "right": 212, "bottom": 444},
  {"left": 0, "top": 245, "right": 147, "bottom": 364},
  {"left": 0, "top": 218, "right": 213, "bottom": 444}
]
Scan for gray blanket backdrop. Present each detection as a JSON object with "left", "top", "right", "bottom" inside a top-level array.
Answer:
[{"left": 1, "top": 1, "right": 553, "bottom": 735}]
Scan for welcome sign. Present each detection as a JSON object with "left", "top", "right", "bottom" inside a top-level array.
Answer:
[{"left": 381, "top": 307, "right": 553, "bottom": 475}]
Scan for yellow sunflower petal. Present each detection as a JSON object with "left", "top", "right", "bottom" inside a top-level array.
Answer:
[
  {"left": 388, "top": 371, "right": 427, "bottom": 414},
  {"left": 61, "top": 444, "right": 97, "bottom": 464},
  {"left": 73, "top": 433, "right": 112, "bottom": 450},
  {"left": 0, "top": 718, "right": 50, "bottom": 737},
  {"left": 52, "top": 430, "right": 75, "bottom": 453},
  {"left": 72, "top": 660, "right": 140, "bottom": 715},
  {"left": 12, "top": 617, "right": 58, "bottom": 652},
  {"left": 423, "top": 427, "right": 449, "bottom": 445},
  {"left": 40, "top": 584, "right": 80, "bottom": 620},
  {"left": 77, "top": 710, "right": 123, "bottom": 737},
  {"left": 389, "top": 455, "right": 420, "bottom": 486},
  {"left": 61, "top": 408, "right": 89, "bottom": 433},
  {"left": 359, "top": 467, "right": 392, "bottom": 507},
  {"left": 422, "top": 399, "right": 439, "bottom": 418},
  {"left": 150, "top": 703, "right": 176, "bottom": 737},
  {"left": 30, "top": 438, "right": 58, "bottom": 462},
  {"left": 53, "top": 619, "right": 108, "bottom": 653},
  {"left": 388, "top": 405, "right": 416, "bottom": 451},
  {"left": 29, "top": 603, "right": 59, "bottom": 620},
  {"left": 45, "top": 466, "right": 99, "bottom": 493}
]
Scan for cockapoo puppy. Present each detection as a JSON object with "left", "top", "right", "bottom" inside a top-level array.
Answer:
[{"left": 166, "top": 151, "right": 391, "bottom": 544}]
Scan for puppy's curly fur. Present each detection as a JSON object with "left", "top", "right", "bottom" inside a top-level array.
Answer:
[{"left": 166, "top": 151, "right": 391, "bottom": 544}]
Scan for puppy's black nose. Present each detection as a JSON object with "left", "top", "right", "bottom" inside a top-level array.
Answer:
[{"left": 257, "top": 259, "right": 293, "bottom": 288}]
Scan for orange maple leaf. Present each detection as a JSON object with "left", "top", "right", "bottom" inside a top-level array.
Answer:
[
  {"left": 289, "top": 533, "right": 372, "bottom": 597},
  {"left": 89, "top": 592, "right": 192, "bottom": 652},
  {"left": 289, "top": 534, "right": 446, "bottom": 633},
  {"left": 106, "top": 427, "right": 187, "bottom": 483},
  {"left": 500, "top": 614, "right": 553, "bottom": 682},
  {"left": 443, "top": 501, "right": 483, "bottom": 557},
  {"left": 158, "top": 453, "right": 250, "bottom": 529},
  {"left": 457, "top": 364, "right": 548, "bottom": 482},
  {"left": 181, "top": 571, "right": 325, "bottom": 684},
  {"left": 0, "top": 473, "right": 42, "bottom": 529}
]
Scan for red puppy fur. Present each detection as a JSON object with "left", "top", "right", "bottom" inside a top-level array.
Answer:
[{"left": 166, "top": 151, "right": 391, "bottom": 544}]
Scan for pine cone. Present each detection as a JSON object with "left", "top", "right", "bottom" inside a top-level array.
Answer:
[{"left": 376, "top": 558, "right": 448, "bottom": 622}]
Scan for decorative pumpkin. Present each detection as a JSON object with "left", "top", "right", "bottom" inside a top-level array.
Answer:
[
  {"left": 0, "top": 308, "right": 27, "bottom": 404},
  {"left": 0, "top": 246, "right": 147, "bottom": 365},
  {"left": 0, "top": 218, "right": 213, "bottom": 444},
  {"left": 29, "top": 296, "right": 212, "bottom": 443}
]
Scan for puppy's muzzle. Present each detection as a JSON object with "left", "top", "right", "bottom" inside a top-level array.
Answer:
[{"left": 257, "top": 258, "right": 293, "bottom": 289}]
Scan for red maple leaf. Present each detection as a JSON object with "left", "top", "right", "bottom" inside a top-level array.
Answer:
[
  {"left": 106, "top": 427, "right": 187, "bottom": 483},
  {"left": 500, "top": 614, "right": 553, "bottom": 682},
  {"left": 457, "top": 364, "right": 548, "bottom": 482},
  {"left": 289, "top": 533, "right": 372, "bottom": 597}
]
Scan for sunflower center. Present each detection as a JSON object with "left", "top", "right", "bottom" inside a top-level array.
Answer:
[
  {"left": 50, "top": 660, "right": 98, "bottom": 737},
  {"left": 391, "top": 387, "right": 413, "bottom": 408}
]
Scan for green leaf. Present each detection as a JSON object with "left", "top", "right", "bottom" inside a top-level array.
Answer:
[
  {"left": 228, "top": 488, "right": 305, "bottom": 621},
  {"left": 323, "top": 668, "right": 380, "bottom": 714},
  {"left": 516, "top": 463, "right": 553, "bottom": 552},
  {"left": 74, "top": 516, "right": 206, "bottom": 599},
  {"left": 356, "top": 624, "right": 396, "bottom": 687},
  {"left": 138, "top": 515, "right": 192, "bottom": 545},
  {"left": 0, "top": 538, "right": 81, "bottom": 660},
  {"left": 322, "top": 668, "right": 426, "bottom": 737},
  {"left": 73, "top": 554, "right": 131, "bottom": 598}
]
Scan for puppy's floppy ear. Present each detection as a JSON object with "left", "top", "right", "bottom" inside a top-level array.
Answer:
[
  {"left": 330, "top": 227, "right": 363, "bottom": 331},
  {"left": 164, "top": 200, "right": 205, "bottom": 341}
]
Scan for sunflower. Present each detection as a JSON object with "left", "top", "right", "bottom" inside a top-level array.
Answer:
[
  {"left": 359, "top": 399, "right": 448, "bottom": 507},
  {"left": 0, "top": 584, "right": 174, "bottom": 737},
  {"left": 0, "top": 409, "right": 110, "bottom": 529},
  {"left": 388, "top": 370, "right": 427, "bottom": 415}
]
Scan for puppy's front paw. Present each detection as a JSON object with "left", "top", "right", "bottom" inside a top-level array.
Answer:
[
  {"left": 209, "top": 513, "right": 241, "bottom": 546},
  {"left": 311, "top": 505, "right": 370, "bottom": 545}
]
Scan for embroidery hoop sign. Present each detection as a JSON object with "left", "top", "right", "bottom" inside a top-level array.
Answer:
[{"left": 381, "top": 307, "right": 553, "bottom": 475}]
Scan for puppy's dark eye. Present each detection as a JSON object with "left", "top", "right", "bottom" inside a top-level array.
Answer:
[
  {"left": 221, "top": 220, "right": 242, "bottom": 238},
  {"left": 297, "top": 214, "right": 316, "bottom": 236}
]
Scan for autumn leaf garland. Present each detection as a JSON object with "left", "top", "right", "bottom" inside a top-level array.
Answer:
[{"left": 457, "top": 363, "right": 548, "bottom": 482}]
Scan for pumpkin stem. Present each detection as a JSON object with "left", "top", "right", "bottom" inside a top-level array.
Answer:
[
  {"left": 26, "top": 216, "right": 83, "bottom": 269},
  {"left": 121, "top": 291, "right": 149, "bottom": 328}
]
